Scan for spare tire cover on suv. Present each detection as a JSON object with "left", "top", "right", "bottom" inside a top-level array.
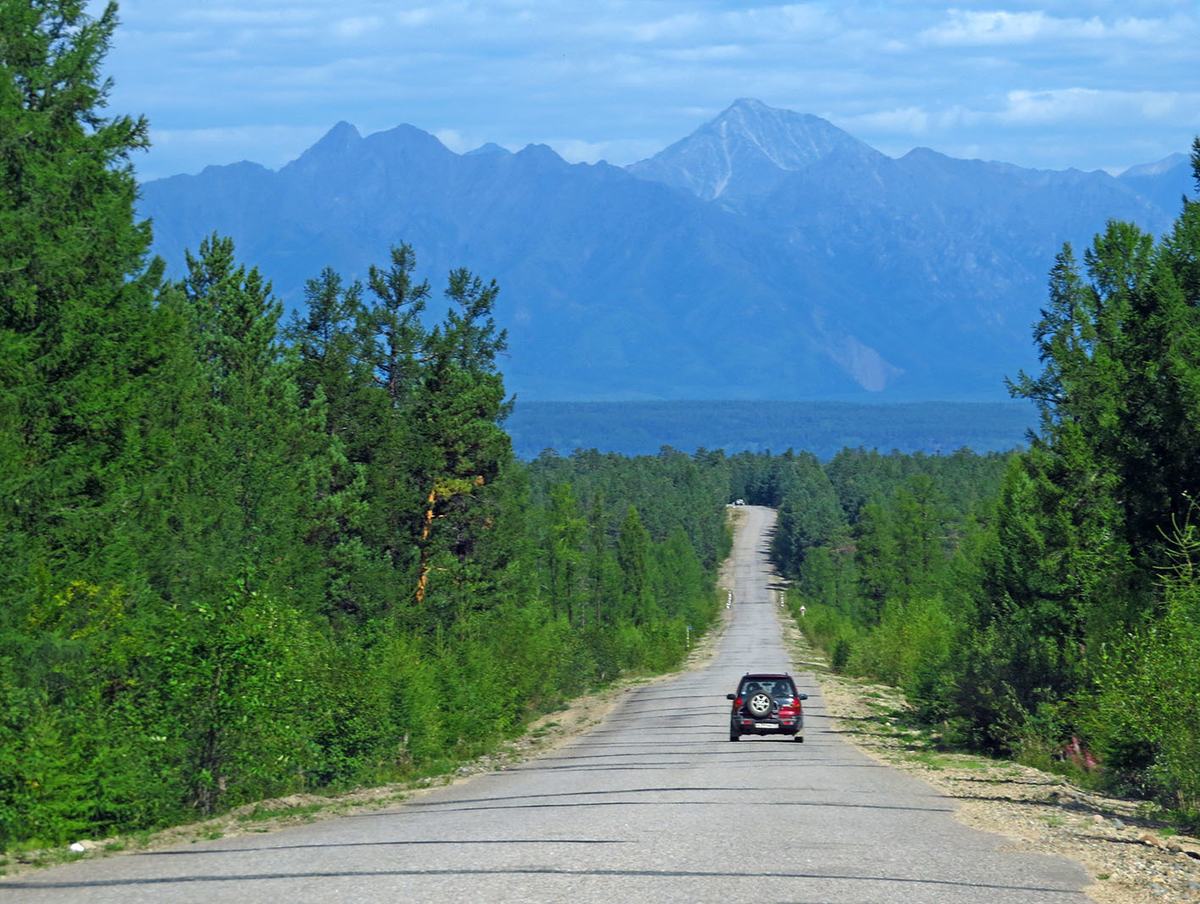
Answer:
[{"left": 745, "top": 690, "right": 774, "bottom": 718}]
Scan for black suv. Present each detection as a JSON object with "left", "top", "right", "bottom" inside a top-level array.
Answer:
[{"left": 727, "top": 673, "right": 808, "bottom": 742}]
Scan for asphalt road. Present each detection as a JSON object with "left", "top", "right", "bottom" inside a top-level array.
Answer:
[{"left": 3, "top": 505, "right": 1090, "bottom": 903}]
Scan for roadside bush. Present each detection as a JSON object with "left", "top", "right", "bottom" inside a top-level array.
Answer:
[
  {"left": 581, "top": 625, "right": 620, "bottom": 685},
  {"left": 1095, "top": 575, "right": 1200, "bottom": 812},
  {"left": 859, "top": 596, "right": 953, "bottom": 693},
  {"left": 791, "top": 600, "right": 858, "bottom": 674},
  {"left": 302, "top": 643, "right": 390, "bottom": 788},
  {"left": 168, "top": 584, "right": 329, "bottom": 812},
  {"left": 830, "top": 637, "right": 852, "bottom": 673},
  {"left": 376, "top": 633, "right": 445, "bottom": 769},
  {"left": 1, "top": 582, "right": 191, "bottom": 846}
]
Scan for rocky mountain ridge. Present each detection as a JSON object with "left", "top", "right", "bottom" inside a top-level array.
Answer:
[{"left": 137, "top": 100, "right": 1194, "bottom": 401}]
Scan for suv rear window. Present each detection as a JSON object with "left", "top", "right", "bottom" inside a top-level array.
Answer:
[{"left": 739, "top": 678, "right": 796, "bottom": 697}]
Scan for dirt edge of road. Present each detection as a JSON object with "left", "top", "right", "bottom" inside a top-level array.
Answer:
[{"left": 778, "top": 610, "right": 1200, "bottom": 904}]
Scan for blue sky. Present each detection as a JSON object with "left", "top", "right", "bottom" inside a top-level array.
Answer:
[{"left": 93, "top": 1, "right": 1200, "bottom": 181}]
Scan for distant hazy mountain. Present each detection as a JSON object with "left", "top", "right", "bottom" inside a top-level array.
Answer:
[
  {"left": 464, "top": 142, "right": 512, "bottom": 157},
  {"left": 1117, "top": 152, "right": 1193, "bottom": 215},
  {"left": 138, "top": 100, "right": 1191, "bottom": 402},
  {"left": 626, "top": 97, "right": 879, "bottom": 202}
]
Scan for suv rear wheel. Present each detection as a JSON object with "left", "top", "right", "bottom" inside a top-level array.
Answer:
[{"left": 745, "top": 691, "right": 773, "bottom": 718}]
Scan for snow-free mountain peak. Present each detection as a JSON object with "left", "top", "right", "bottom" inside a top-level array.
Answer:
[
  {"left": 279, "top": 120, "right": 364, "bottom": 179},
  {"left": 627, "top": 98, "right": 878, "bottom": 201},
  {"left": 464, "top": 142, "right": 512, "bottom": 157},
  {"left": 1117, "top": 152, "right": 1193, "bottom": 213},
  {"left": 305, "top": 120, "right": 362, "bottom": 157},
  {"left": 1122, "top": 152, "right": 1188, "bottom": 179}
]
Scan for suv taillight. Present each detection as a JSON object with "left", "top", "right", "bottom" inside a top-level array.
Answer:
[{"left": 734, "top": 697, "right": 743, "bottom": 707}]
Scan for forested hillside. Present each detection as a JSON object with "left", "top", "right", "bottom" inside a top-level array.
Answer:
[
  {"left": 742, "top": 163, "right": 1200, "bottom": 824},
  {"left": 0, "top": 3, "right": 726, "bottom": 850}
]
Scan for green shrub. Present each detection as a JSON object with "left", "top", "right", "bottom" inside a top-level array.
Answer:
[
  {"left": 1096, "top": 575, "right": 1200, "bottom": 811},
  {"left": 830, "top": 638, "right": 852, "bottom": 673}
]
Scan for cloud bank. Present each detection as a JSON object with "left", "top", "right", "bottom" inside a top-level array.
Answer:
[{"left": 93, "top": 1, "right": 1200, "bottom": 179}]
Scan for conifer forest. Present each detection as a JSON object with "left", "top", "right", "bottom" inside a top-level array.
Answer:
[{"left": 3, "top": 0, "right": 1199, "bottom": 850}]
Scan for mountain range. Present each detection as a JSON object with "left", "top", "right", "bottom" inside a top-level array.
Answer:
[{"left": 138, "top": 99, "right": 1194, "bottom": 402}]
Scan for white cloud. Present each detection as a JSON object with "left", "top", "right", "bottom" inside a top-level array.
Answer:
[
  {"left": 143, "top": 124, "right": 327, "bottom": 178},
  {"left": 921, "top": 8, "right": 1183, "bottom": 47},
  {"left": 657, "top": 43, "right": 746, "bottom": 62},
  {"left": 837, "top": 89, "right": 1200, "bottom": 141},
  {"left": 433, "top": 129, "right": 470, "bottom": 153},
  {"left": 549, "top": 138, "right": 610, "bottom": 163},
  {"left": 94, "top": 0, "right": 1200, "bottom": 178},
  {"left": 334, "top": 16, "right": 384, "bottom": 39},
  {"left": 175, "top": 6, "right": 321, "bottom": 28},
  {"left": 722, "top": 4, "right": 838, "bottom": 40},
  {"left": 546, "top": 137, "right": 666, "bottom": 166},
  {"left": 999, "top": 88, "right": 1199, "bottom": 126},
  {"left": 923, "top": 10, "right": 1071, "bottom": 45},
  {"left": 629, "top": 13, "right": 704, "bottom": 44},
  {"left": 840, "top": 106, "right": 934, "bottom": 136},
  {"left": 394, "top": 8, "right": 439, "bottom": 28}
]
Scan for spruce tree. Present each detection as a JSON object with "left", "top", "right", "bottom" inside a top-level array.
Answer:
[
  {"left": 284, "top": 268, "right": 379, "bottom": 622},
  {"left": 0, "top": 0, "right": 185, "bottom": 844},
  {"left": 547, "top": 482, "right": 585, "bottom": 625},
  {"left": 410, "top": 265, "right": 515, "bottom": 624},
  {"left": 174, "top": 234, "right": 334, "bottom": 610},
  {"left": 0, "top": 0, "right": 159, "bottom": 598}
]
